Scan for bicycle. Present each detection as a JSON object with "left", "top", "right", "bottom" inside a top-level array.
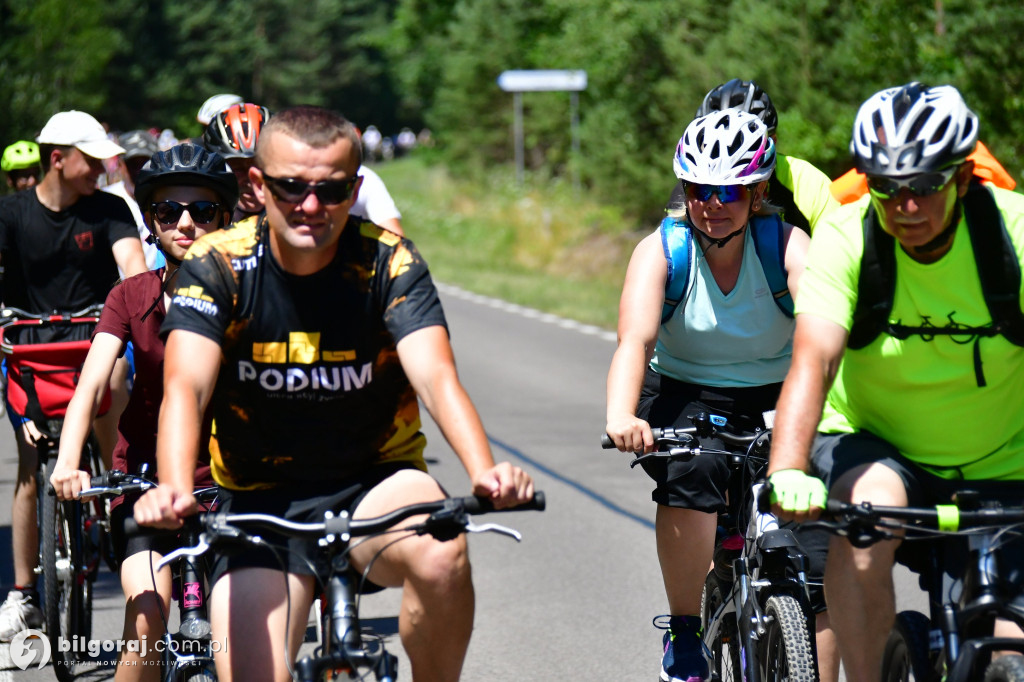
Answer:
[
  {"left": 80, "top": 469, "right": 220, "bottom": 681},
  {"left": 157, "top": 491, "right": 546, "bottom": 681},
  {"left": 0, "top": 305, "right": 112, "bottom": 681},
  {"left": 810, "top": 493, "right": 1024, "bottom": 682},
  {"left": 603, "top": 412, "right": 819, "bottom": 682}
]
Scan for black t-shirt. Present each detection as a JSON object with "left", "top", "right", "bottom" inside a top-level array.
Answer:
[
  {"left": 0, "top": 189, "right": 138, "bottom": 313},
  {"left": 162, "top": 214, "right": 448, "bottom": 490}
]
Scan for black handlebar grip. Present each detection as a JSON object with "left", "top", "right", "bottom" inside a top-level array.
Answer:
[
  {"left": 757, "top": 483, "right": 773, "bottom": 513},
  {"left": 459, "top": 491, "right": 546, "bottom": 515},
  {"left": 601, "top": 428, "right": 664, "bottom": 450},
  {"left": 123, "top": 517, "right": 142, "bottom": 538},
  {"left": 825, "top": 499, "right": 846, "bottom": 515},
  {"left": 89, "top": 473, "right": 108, "bottom": 488}
]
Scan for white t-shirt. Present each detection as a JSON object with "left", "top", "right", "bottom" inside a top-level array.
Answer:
[{"left": 351, "top": 165, "right": 401, "bottom": 226}]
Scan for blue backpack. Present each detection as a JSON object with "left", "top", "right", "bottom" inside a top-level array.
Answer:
[{"left": 659, "top": 214, "right": 794, "bottom": 324}]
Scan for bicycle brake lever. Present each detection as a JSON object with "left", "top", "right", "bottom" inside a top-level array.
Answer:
[
  {"left": 157, "top": 535, "right": 212, "bottom": 570},
  {"left": 465, "top": 522, "right": 522, "bottom": 542}
]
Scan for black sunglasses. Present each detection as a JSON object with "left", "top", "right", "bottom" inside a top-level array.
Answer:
[
  {"left": 261, "top": 173, "right": 360, "bottom": 206},
  {"left": 866, "top": 167, "right": 957, "bottom": 200},
  {"left": 151, "top": 200, "right": 222, "bottom": 225}
]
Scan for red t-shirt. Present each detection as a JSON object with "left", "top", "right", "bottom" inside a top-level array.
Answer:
[{"left": 95, "top": 269, "right": 213, "bottom": 500}]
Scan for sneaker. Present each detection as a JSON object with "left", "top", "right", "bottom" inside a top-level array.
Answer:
[
  {"left": 654, "top": 614, "right": 709, "bottom": 682},
  {"left": 0, "top": 590, "right": 43, "bottom": 641}
]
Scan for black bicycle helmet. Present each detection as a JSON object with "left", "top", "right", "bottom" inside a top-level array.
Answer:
[
  {"left": 134, "top": 142, "right": 239, "bottom": 211},
  {"left": 117, "top": 130, "right": 159, "bottom": 160},
  {"left": 202, "top": 103, "right": 271, "bottom": 159},
  {"left": 695, "top": 79, "right": 778, "bottom": 135},
  {"left": 851, "top": 82, "right": 978, "bottom": 176}
]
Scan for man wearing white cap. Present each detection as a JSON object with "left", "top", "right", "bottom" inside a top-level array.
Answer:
[{"left": 0, "top": 109, "right": 146, "bottom": 640}]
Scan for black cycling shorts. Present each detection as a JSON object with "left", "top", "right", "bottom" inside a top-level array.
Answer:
[
  {"left": 634, "top": 370, "right": 829, "bottom": 612},
  {"left": 207, "top": 462, "right": 422, "bottom": 592},
  {"left": 111, "top": 499, "right": 180, "bottom": 564},
  {"left": 811, "top": 430, "right": 1024, "bottom": 605},
  {"left": 635, "top": 368, "right": 781, "bottom": 512}
]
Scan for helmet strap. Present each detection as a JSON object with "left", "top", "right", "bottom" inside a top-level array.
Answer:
[
  {"left": 910, "top": 198, "right": 962, "bottom": 257},
  {"left": 691, "top": 190, "right": 757, "bottom": 249},
  {"left": 694, "top": 224, "right": 747, "bottom": 249}
]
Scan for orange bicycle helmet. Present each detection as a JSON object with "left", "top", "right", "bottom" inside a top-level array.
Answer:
[{"left": 202, "top": 103, "right": 271, "bottom": 159}]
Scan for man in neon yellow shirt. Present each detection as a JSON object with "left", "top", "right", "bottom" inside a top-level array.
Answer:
[{"left": 766, "top": 83, "right": 1024, "bottom": 681}]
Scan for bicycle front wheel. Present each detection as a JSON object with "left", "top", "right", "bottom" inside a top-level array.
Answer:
[
  {"left": 758, "top": 595, "right": 817, "bottom": 682},
  {"left": 984, "top": 656, "right": 1024, "bottom": 682},
  {"left": 881, "top": 610, "right": 937, "bottom": 682},
  {"left": 702, "top": 571, "right": 741, "bottom": 682},
  {"left": 40, "top": 460, "right": 77, "bottom": 681}
]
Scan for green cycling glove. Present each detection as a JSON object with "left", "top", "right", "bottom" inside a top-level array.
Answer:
[{"left": 768, "top": 469, "right": 828, "bottom": 512}]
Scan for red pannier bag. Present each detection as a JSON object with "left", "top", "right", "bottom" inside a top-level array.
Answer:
[{"left": 1, "top": 317, "right": 111, "bottom": 425}]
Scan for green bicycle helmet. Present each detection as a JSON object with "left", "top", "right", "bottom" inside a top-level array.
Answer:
[{"left": 1, "top": 141, "right": 41, "bottom": 172}]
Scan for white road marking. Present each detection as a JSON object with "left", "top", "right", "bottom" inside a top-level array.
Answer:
[{"left": 435, "top": 283, "right": 617, "bottom": 343}]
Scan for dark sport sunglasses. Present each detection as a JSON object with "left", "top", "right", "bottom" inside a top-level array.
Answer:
[
  {"left": 684, "top": 183, "right": 749, "bottom": 204},
  {"left": 151, "top": 200, "right": 222, "bottom": 225},
  {"left": 866, "top": 167, "right": 957, "bottom": 200},
  {"left": 261, "top": 173, "right": 360, "bottom": 206}
]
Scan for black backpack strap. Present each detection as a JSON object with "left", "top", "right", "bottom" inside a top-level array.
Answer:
[
  {"left": 962, "top": 181, "right": 1024, "bottom": 346},
  {"left": 16, "top": 366, "right": 48, "bottom": 427},
  {"left": 848, "top": 203, "right": 896, "bottom": 349}
]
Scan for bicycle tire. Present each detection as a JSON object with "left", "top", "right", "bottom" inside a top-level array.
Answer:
[
  {"left": 702, "top": 571, "right": 741, "bottom": 682},
  {"left": 881, "top": 610, "right": 938, "bottom": 682},
  {"left": 85, "top": 433, "right": 119, "bottom": 573},
  {"left": 179, "top": 667, "right": 217, "bottom": 682},
  {"left": 40, "top": 460, "right": 76, "bottom": 681},
  {"left": 759, "top": 595, "right": 817, "bottom": 682},
  {"left": 984, "top": 656, "right": 1024, "bottom": 682}
]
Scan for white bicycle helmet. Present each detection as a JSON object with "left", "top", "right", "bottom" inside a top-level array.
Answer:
[
  {"left": 851, "top": 82, "right": 978, "bottom": 176},
  {"left": 197, "top": 93, "right": 244, "bottom": 126},
  {"left": 673, "top": 110, "right": 775, "bottom": 185}
]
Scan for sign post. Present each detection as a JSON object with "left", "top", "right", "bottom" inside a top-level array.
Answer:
[{"left": 497, "top": 70, "right": 587, "bottom": 186}]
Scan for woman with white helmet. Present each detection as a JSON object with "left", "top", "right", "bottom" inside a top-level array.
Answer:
[{"left": 605, "top": 109, "right": 814, "bottom": 682}]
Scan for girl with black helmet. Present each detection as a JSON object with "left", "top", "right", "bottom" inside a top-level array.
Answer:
[{"left": 49, "top": 142, "right": 237, "bottom": 680}]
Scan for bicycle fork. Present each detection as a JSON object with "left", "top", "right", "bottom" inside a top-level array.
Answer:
[{"left": 295, "top": 565, "right": 398, "bottom": 682}]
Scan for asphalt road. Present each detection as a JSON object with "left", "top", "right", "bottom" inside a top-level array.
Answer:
[{"left": 0, "top": 282, "right": 926, "bottom": 681}]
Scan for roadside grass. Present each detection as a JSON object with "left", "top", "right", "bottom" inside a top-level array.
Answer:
[{"left": 374, "top": 155, "right": 648, "bottom": 331}]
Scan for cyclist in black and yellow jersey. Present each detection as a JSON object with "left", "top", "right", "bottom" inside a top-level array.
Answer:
[
  {"left": 135, "top": 106, "right": 534, "bottom": 682},
  {"left": 668, "top": 79, "right": 838, "bottom": 234}
]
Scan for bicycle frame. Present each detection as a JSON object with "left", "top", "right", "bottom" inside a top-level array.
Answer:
[
  {"left": 907, "top": 526, "right": 1024, "bottom": 681},
  {"left": 293, "top": 544, "right": 398, "bottom": 682},
  {"left": 705, "top": 482, "right": 817, "bottom": 682},
  {"left": 158, "top": 494, "right": 544, "bottom": 682},
  {"left": 821, "top": 497, "right": 1024, "bottom": 682}
]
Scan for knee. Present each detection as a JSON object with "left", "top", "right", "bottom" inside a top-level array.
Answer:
[{"left": 408, "top": 536, "right": 471, "bottom": 590}]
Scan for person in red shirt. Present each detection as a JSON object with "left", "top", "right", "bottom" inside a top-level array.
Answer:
[{"left": 50, "top": 142, "right": 237, "bottom": 680}]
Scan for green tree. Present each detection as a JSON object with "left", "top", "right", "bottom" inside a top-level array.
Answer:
[{"left": 0, "top": 0, "right": 122, "bottom": 145}]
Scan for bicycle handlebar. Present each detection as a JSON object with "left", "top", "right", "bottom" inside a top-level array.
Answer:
[
  {"left": 153, "top": 491, "right": 545, "bottom": 570},
  {"left": 206, "top": 492, "right": 546, "bottom": 539},
  {"left": 0, "top": 305, "right": 104, "bottom": 325},
  {"left": 601, "top": 414, "right": 767, "bottom": 451}
]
